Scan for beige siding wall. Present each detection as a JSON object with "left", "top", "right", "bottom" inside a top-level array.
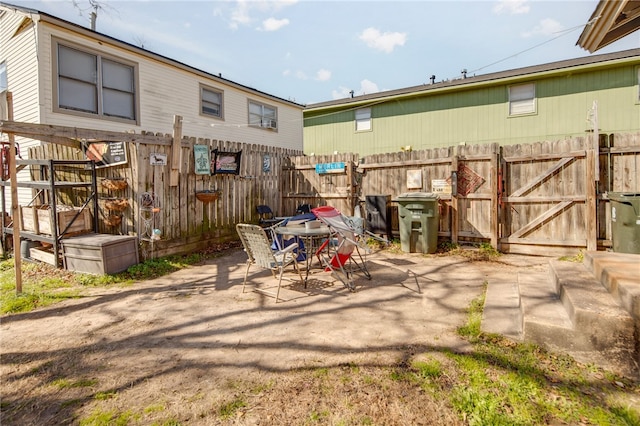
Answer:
[
  {"left": 34, "top": 22, "right": 302, "bottom": 150},
  {"left": 0, "top": 9, "right": 43, "bottom": 205}
]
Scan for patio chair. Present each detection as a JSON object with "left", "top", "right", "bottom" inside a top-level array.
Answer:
[
  {"left": 296, "top": 203, "right": 312, "bottom": 215},
  {"left": 236, "top": 223, "right": 303, "bottom": 303},
  {"left": 311, "top": 206, "right": 376, "bottom": 291},
  {"left": 256, "top": 205, "right": 282, "bottom": 227}
]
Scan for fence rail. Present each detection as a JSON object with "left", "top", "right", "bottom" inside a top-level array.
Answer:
[{"left": 14, "top": 124, "right": 640, "bottom": 258}]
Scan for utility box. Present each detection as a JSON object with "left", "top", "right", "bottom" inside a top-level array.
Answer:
[
  {"left": 62, "top": 234, "right": 139, "bottom": 274},
  {"left": 396, "top": 192, "right": 439, "bottom": 254},
  {"left": 608, "top": 192, "right": 640, "bottom": 254},
  {"left": 365, "top": 195, "right": 391, "bottom": 239}
]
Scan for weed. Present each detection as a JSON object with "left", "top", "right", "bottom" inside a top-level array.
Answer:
[
  {"left": 218, "top": 398, "right": 246, "bottom": 418},
  {"left": 51, "top": 378, "right": 98, "bottom": 389},
  {"left": 79, "top": 409, "right": 136, "bottom": 426},
  {"left": 94, "top": 390, "right": 117, "bottom": 400},
  {"left": 558, "top": 250, "right": 585, "bottom": 263}
]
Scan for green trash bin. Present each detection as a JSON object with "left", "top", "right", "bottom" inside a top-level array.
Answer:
[
  {"left": 395, "top": 192, "right": 439, "bottom": 254},
  {"left": 608, "top": 192, "right": 640, "bottom": 254}
]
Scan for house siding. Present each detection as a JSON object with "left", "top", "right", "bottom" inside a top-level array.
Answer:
[
  {"left": 0, "top": 10, "right": 42, "bottom": 203},
  {"left": 304, "top": 55, "right": 640, "bottom": 156},
  {"left": 35, "top": 22, "right": 302, "bottom": 150}
]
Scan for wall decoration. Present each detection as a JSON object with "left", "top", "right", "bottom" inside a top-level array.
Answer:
[
  {"left": 457, "top": 164, "right": 485, "bottom": 196},
  {"left": 406, "top": 169, "right": 422, "bottom": 189},
  {"left": 150, "top": 153, "right": 167, "bottom": 166},
  {"left": 193, "top": 145, "right": 211, "bottom": 175},
  {"left": 212, "top": 149, "right": 242, "bottom": 175},
  {"left": 83, "top": 141, "right": 128, "bottom": 168},
  {"left": 263, "top": 154, "right": 271, "bottom": 173}
]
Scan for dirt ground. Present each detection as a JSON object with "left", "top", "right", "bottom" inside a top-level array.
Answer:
[{"left": 1, "top": 248, "right": 549, "bottom": 425}]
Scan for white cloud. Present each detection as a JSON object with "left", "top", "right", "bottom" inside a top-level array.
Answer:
[
  {"left": 332, "top": 86, "right": 352, "bottom": 100},
  {"left": 358, "top": 27, "right": 407, "bottom": 53},
  {"left": 359, "top": 79, "right": 379, "bottom": 95},
  {"left": 521, "top": 18, "right": 564, "bottom": 37},
  {"left": 331, "top": 79, "right": 380, "bottom": 99},
  {"left": 229, "top": 0, "right": 251, "bottom": 30},
  {"left": 295, "top": 70, "right": 307, "bottom": 80},
  {"left": 493, "top": 0, "right": 530, "bottom": 15},
  {"left": 315, "top": 69, "right": 331, "bottom": 81},
  {"left": 228, "top": 0, "right": 297, "bottom": 30},
  {"left": 261, "top": 17, "right": 289, "bottom": 31}
]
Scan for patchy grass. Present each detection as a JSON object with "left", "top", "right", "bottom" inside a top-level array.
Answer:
[
  {"left": 2, "top": 242, "right": 639, "bottom": 425},
  {"left": 0, "top": 241, "right": 241, "bottom": 314}
]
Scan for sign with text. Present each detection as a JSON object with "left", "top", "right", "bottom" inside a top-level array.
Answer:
[
  {"left": 315, "top": 162, "right": 345, "bottom": 174},
  {"left": 431, "top": 179, "right": 452, "bottom": 194},
  {"left": 84, "top": 141, "right": 128, "bottom": 168}
]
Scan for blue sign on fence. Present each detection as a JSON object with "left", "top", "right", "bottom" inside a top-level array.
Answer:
[{"left": 315, "top": 162, "right": 345, "bottom": 174}]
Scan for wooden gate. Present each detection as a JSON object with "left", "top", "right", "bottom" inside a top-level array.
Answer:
[{"left": 500, "top": 137, "right": 597, "bottom": 256}]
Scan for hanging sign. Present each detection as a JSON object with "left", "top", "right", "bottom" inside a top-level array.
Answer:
[
  {"left": 212, "top": 149, "right": 242, "bottom": 175},
  {"left": 84, "top": 141, "right": 128, "bottom": 168},
  {"left": 193, "top": 145, "right": 211, "bottom": 175},
  {"left": 315, "top": 162, "right": 345, "bottom": 174},
  {"left": 150, "top": 153, "right": 167, "bottom": 166}
]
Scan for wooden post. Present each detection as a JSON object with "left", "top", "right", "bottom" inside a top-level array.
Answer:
[
  {"left": 490, "top": 143, "right": 499, "bottom": 249},
  {"left": 451, "top": 153, "right": 459, "bottom": 245},
  {"left": 6, "top": 92, "right": 22, "bottom": 293},
  {"left": 347, "top": 160, "right": 354, "bottom": 216},
  {"left": 586, "top": 149, "right": 597, "bottom": 251},
  {"left": 170, "top": 115, "right": 182, "bottom": 187}
]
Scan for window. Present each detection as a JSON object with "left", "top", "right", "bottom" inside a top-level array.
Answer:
[
  {"left": 0, "top": 62, "right": 6, "bottom": 92},
  {"left": 249, "top": 100, "right": 277, "bottom": 129},
  {"left": 55, "top": 41, "right": 136, "bottom": 121},
  {"left": 508, "top": 83, "right": 535, "bottom": 116},
  {"left": 355, "top": 107, "right": 371, "bottom": 131},
  {"left": 201, "top": 85, "right": 223, "bottom": 118}
]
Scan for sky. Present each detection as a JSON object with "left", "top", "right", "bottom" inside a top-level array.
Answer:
[{"left": 6, "top": 0, "right": 640, "bottom": 105}]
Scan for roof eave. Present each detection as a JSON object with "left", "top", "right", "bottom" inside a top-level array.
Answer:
[
  {"left": 304, "top": 49, "right": 640, "bottom": 113},
  {"left": 577, "top": 0, "right": 640, "bottom": 53},
  {"left": 1, "top": 2, "right": 304, "bottom": 109}
]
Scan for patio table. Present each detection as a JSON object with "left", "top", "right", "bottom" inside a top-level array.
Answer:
[{"left": 273, "top": 225, "right": 331, "bottom": 286}]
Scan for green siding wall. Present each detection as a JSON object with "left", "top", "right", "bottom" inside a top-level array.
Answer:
[{"left": 304, "top": 64, "right": 640, "bottom": 156}]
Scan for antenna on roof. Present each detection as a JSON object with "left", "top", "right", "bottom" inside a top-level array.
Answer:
[
  {"left": 429, "top": 75, "right": 436, "bottom": 84},
  {"left": 349, "top": 90, "right": 355, "bottom": 98},
  {"left": 461, "top": 69, "right": 467, "bottom": 79}
]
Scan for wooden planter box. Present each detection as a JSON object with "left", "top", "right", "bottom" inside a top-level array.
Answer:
[
  {"left": 20, "top": 205, "right": 92, "bottom": 236},
  {"left": 29, "top": 246, "right": 57, "bottom": 265},
  {"left": 62, "top": 234, "right": 139, "bottom": 274}
]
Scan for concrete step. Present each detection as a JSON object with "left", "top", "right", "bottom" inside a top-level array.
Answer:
[
  {"left": 548, "top": 259, "right": 637, "bottom": 378},
  {"left": 518, "top": 270, "right": 574, "bottom": 350},
  {"left": 482, "top": 258, "right": 638, "bottom": 378},
  {"left": 481, "top": 280, "right": 522, "bottom": 340},
  {"left": 583, "top": 251, "right": 640, "bottom": 324}
]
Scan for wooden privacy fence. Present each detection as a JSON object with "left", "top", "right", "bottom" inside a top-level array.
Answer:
[
  {"left": 25, "top": 126, "right": 301, "bottom": 258},
  {"left": 282, "top": 132, "right": 640, "bottom": 256},
  {"left": 12, "top": 118, "right": 639, "bottom": 258}
]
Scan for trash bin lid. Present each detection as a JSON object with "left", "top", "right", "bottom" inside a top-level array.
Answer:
[{"left": 395, "top": 192, "right": 439, "bottom": 200}]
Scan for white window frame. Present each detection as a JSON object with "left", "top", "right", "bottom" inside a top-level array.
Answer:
[
  {"left": 200, "top": 84, "right": 224, "bottom": 119},
  {"left": 53, "top": 39, "right": 138, "bottom": 123},
  {"left": 0, "top": 61, "right": 6, "bottom": 93},
  {"left": 355, "top": 107, "right": 371, "bottom": 131},
  {"left": 508, "top": 83, "right": 536, "bottom": 116},
  {"left": 248, "top": 100, "right": 277, "bottom": 130}
]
